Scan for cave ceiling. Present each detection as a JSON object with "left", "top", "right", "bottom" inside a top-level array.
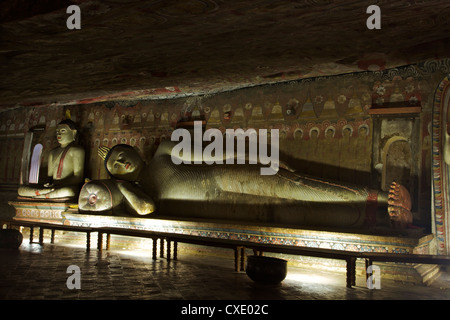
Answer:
[{"left": 1, "top": 0, "right": 450, "bottom": 111}]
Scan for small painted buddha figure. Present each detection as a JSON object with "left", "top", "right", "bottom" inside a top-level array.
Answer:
[{"left": 18, "top": 119, "right": 85, "bottom": 199}]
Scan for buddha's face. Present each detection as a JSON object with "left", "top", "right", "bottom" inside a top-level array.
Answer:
[
  {"left": 359, "top": 127, "right": 368, "bottom": 136},
  {"left": 343, "top": 128, "right": 351, "bottom": 138},
  {"left": 56, "top": 124, "right": 76, "bottom": 146},
  {"left": 106, "top": 145, "right": 144, "bottom": 181},
  {"left": 325, "top": 129, "right": 334, "bottom": 138}
]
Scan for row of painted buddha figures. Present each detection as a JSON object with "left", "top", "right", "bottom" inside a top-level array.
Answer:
[{"left": 18, "top": 119, "right": 413, "bottom": 230}]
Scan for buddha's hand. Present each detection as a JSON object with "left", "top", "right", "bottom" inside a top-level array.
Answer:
[{"left": 35, "top": 186, "right": 55, "bottom": 195}]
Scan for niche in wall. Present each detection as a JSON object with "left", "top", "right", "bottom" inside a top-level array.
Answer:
[
  {"left": 372, "top": 116, "right": 420, "bottom": 221},
  {"left": 20, "top": 125, "right": 46, "bottom": 186}
]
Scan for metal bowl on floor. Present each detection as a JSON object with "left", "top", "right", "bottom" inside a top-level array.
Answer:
[
  {"left": 0, "top": 229, "right": 23, "bottom": 249},
  {"left": 245, "top": 255, "right": 287, "bottom": 285}
]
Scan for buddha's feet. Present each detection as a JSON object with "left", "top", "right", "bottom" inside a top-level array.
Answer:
[{"left": 387, "top": 182, "right": 413, "bottom": 229}]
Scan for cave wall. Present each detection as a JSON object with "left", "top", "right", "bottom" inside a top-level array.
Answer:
[{"left": 2, "top": 59, "right": 450, "bottom": 230}]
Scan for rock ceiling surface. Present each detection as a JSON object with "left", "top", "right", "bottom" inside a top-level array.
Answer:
[{"left": 1, "top": 0, "right": 450, "bottom": 110}]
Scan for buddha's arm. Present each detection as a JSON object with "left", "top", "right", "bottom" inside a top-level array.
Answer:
[
  {"left": 26, "top": 149, "right": 85, "bottom": 198},
  {"left": 44, "top": 151, "right": 54, "bottom": 186},
  {"left": 72, "top": 148, "right": 85, "bottom": 183},
  {"left": 117, "top": 182, "right": 155, "bottom": 215}
]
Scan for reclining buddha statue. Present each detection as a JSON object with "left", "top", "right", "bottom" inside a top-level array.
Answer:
[
  {"left": 78, "top": 135, "right": 413, "bottom": 230},
  {"left": 18, "top": 119, "right": 85, "bottom": 200}
]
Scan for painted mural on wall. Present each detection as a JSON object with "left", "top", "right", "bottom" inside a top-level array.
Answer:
[
  {"left": 2, "top": 60, "right": 450, "bottom": 233},
  {"left": 67, "top": 71, "right": 429, "bottom": 188},
  {"left": 431, "top": 74, "right": 450, "bottom": 255},
  {"left": 76, "top": 94, "right": 374, "bottom": 185},
  {"left": 0, "top": 64, "right": 440, "bottom": 185}
]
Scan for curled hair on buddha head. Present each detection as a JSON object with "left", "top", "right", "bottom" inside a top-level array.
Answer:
[{"left": 58, "top": 119, "right": 78, "bottom": 131}]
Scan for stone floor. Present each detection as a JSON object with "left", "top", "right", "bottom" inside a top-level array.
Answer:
[{"left": 1, "top": 230, "right": 450, "bottom": 304}]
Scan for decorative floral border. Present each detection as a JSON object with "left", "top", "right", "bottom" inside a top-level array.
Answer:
[{"left": 431, "top": 74, "right": 450, "bottom": 255}]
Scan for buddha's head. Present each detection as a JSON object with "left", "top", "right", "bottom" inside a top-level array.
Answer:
[
  {"left": 342, "top": 127, "right": 352, "bottom": 138},
  {"left": 325, "top": 128, "right": 335, "bottom": 139},
  {"left": 100, "top": 144, "right": 145, "bottom": 181},
  {"left": 56, "top": 119, "right": 77, "bottom": 147},
  {"left": 310, "top": 128, "right": 319, "bottom": 139},
  {"left": 358, "top": 125, "right": 368, "bottom": 136}
]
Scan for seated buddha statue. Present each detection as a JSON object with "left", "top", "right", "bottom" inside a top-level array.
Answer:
[
  {"left": 18, "top": 119, "right": 85, "bottom": 200},
  {"left": 78, "top": 140, "right": 412, "bottom": 230}
]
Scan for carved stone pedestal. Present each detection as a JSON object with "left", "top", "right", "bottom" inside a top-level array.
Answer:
[
  {"left": 64, "top": 211, "right": 440, "bottom": 285},
  {"left": 8, "top": 200, "right": 440, "bottom": 285},
  {"left": 8, "top": 199, "right": 76, "bottom": 224}
]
